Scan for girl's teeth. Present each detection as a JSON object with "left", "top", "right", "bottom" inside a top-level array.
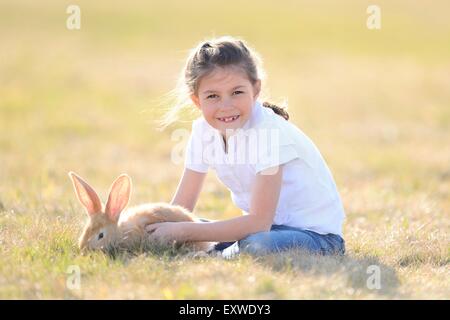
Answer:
[{"left": 219, "top": 115, "right": 239, "bottom": 123}]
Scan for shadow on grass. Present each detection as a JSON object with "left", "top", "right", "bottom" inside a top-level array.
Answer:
[
  {"left": 102, "top": 240, "right": 199, "bottom": 263},
  {"left": 80, "top": 239, "right": 402, "bottom": 298},
  {"left": 248, "top": 250, "right": 402, "bottom": 298}
]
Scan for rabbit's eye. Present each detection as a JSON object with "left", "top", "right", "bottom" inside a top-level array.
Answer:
[{"left": 98, "top": 232, "right": 104, "bottom": 240}]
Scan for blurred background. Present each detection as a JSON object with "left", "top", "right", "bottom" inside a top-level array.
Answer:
[{"left": 0, "top": 0, "right": 448, "bottom": 299}]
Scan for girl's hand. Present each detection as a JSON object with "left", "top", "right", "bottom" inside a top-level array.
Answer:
[{"left": 145, "top": 222, "right": 189, "bottom": 243}]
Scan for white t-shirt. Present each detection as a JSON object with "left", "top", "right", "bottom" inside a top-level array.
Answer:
[{"left": 184, "top": 100, "right": 345, "bottom": 236}]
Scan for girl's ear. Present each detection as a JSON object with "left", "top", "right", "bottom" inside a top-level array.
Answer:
[
  {"left": 190, "top": 94, "right": 201, "bottom": 109},
  {"left": 105, "top": 174, "right": 132, "bottom": 223},
  {"left": 68, "top": 172, "right": 103, "bottom": 216},
  {"left": 253, "top": 80, "right": 261, "bottom": 99}
]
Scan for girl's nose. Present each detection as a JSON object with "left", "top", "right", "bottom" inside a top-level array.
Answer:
[{"left": 220, "top": 97, "right": 233, "bottom": 109}]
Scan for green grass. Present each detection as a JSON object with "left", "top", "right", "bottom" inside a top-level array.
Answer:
[{"left": 0, "top": 0, "right": 449, "bottom": 299}]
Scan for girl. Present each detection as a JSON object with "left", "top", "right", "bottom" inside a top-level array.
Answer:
[{"left": 146, "top": 36, "right": 345, "bottom": 258}]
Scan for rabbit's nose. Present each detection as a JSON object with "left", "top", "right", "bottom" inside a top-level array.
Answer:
[{"left": 79, "top": 240, "right": 90, "bottom": 251}]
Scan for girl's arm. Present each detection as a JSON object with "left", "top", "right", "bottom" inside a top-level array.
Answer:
[
  {"left": 148, "top": 165, "right": 283, "bottom": 242},
  {"left": 170, "top": 168, "right": 207, "bottom": 212}
]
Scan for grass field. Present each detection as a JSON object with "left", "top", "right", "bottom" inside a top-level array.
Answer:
[{"left": 0, "top": 0, "right": 449, "bottom": 299}]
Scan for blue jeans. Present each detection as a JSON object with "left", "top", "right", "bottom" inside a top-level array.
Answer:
[{"left": 211, "top": 224, "right": 345, "bottom": 258}]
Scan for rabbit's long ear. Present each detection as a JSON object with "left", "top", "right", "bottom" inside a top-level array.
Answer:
[
  {"left": 105, "top": 174, "right": 132, "bottom": 223},
  {"left": 68, "top": 172, "right": 103, "bottom": 216}
]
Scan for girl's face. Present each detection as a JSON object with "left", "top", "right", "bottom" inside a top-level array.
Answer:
[{"left": 190, "top": 66, "right": 261, "bottom": 136}]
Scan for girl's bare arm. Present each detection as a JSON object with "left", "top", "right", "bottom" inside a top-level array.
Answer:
[{"left": 170, "top": 168, "right": 207, "bottom": 212}]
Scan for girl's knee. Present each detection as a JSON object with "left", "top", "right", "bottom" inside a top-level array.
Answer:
[{"left": 239, "top": 231, "right": 275, "bottom": 255}]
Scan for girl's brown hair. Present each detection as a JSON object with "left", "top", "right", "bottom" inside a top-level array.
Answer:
[{"left": 160, "top": 36, "right": 289, "bottom": 128}]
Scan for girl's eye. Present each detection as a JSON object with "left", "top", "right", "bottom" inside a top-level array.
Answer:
[
  {"left": 233, "top": 90, "right": 244, "bottom": 95},
  {"left": 98, "top": 232, "right": 104, "bottom": 240},
  {"left": 206, "top": 94, "right": 218, "bottom": 99}
]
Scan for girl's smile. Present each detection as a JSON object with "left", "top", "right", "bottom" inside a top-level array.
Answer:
[{"left": 216, "top": 114, "right": 240, "bottom": 123}]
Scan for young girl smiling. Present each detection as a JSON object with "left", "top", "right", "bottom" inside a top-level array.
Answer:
[{"left": 146, "top": 36, "right": 345, "bottom": 257}]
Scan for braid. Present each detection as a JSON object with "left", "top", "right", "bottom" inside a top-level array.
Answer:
[{"left": 262, "top": 102, "right": 289, "bottom": 121}]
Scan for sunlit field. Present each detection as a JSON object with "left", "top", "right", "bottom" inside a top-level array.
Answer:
[{"left": 0, "top": 0, "right": 449, "bottom": 299}]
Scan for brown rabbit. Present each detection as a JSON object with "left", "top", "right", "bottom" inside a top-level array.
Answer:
[{"left": 68, "top": 171, "right": 215, "bottom": 253}]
